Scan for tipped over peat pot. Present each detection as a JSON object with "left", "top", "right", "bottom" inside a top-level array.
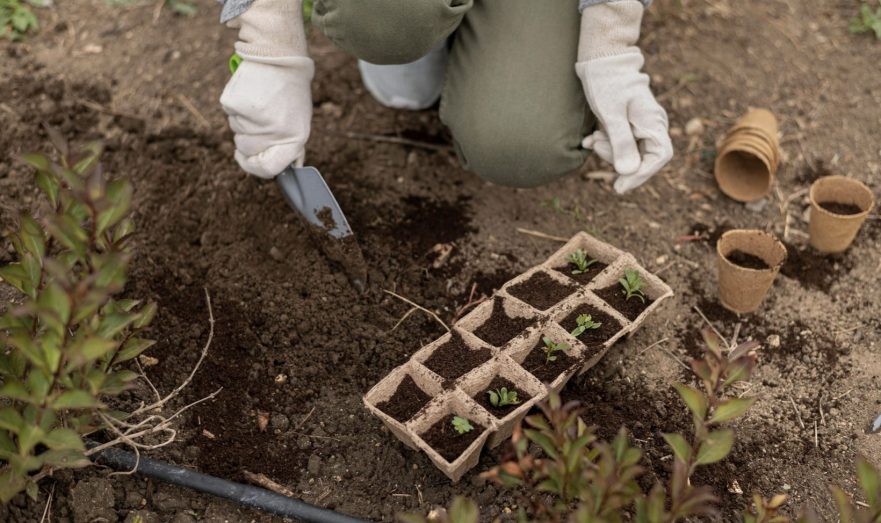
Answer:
[
  {"left": 809, "top": 175, "right": 875, "bottom": 253},
  {"left": 717, "top": 229, "right": 787, "bottom": 314},
  {"left": 714, "top": 108, "right": 781, "bottom": 202},
  {"left": 363, "top": 232, "right": 674, "bottom": 481}
]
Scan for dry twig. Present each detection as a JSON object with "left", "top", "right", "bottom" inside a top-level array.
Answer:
[
  {"left": 244, "top": 471, "right": 296, "bottom": 497},
  {"left": 515, "top": 228, "right": 570, "bottom": 243},
  {"left": 383, "top": 289, "right": 450, "bottom": 332}
]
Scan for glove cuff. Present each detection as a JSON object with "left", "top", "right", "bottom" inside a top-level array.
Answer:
[
  {"left": 577, "top": 0, "right": 645, "bottom": 61},
  {"left": 231, "top": 0, "right": 309, "bottom": 59}
]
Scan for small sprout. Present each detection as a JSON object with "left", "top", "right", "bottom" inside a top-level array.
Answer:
[
  {"left": 542, "top": 336, "right": 569, "bottom": 364},
  {"left": 567, "top": 249, "right": 598, "bottom": 275},
  {"left": 452, "top": 416, "right": 474, "bottom": 434},
  {"left": 619, "top": 269, "right": 646, "bottom": 303},
  {"left": 488, "top": 387, "right": 521, "bottom": 408},
  {"left": 570, "top": 314, "right": 602, "bottom": 337}
]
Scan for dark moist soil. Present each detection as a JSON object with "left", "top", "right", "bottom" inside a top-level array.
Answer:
[
  {"left": 725, "top": 249, "right": 771, "bottom": 270},
  {"left": 376, "top": 375, "right": 432, "bottom": 423},
  {"left": 554, "top": 261, "right": 609, "bottom": 285},
  {"left": 423, "top": 333, "right": 492, "bottom": 384},
  {"left": 595, "top": 285, "right": 654, "bottom": 322},
  {"left": 818, "top": 201, "right": 864, "bottom": 216},
  {"left": 521, "top": 339, "right": 578, "bottom": 384},
  {"left": 506, "top": 271, "right": 578, "bottom": 311},
  {"left": 472, "top": 300, "right": 535, "bottom": 347},
  {"left": 420, "top": 415, "right": 485, "bottom": 463},
  {"left": 473, "top": 376, "right": 531, "bottom": 418},
  {"left": 560, "top": 304, "right": 623, "bottom": 347},
  {"left": 781, "top": 242, "right": 854, "bottom": 293}
]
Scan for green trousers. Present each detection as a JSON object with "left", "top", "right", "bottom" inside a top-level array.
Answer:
[{"left": 312, "top": 0, "right": 593, "bottom": 188}]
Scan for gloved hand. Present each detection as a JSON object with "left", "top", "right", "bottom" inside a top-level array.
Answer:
[
  {"left": 220, "top": 0, "right": 313, "bottom": 178},
  {"left": 576, "top": 0, "right": 673, "bottom": 194}
]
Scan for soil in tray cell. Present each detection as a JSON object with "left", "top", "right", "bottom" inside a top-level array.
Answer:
[
  {"left": 819, "top": 201, "right": 864, "bottom": 216},
  {"left": 554, "top": 260, "right": 609, "bottom": 286},
  {"left": 472, "top": 300, "right": 534, "bottom": 347},
  {"left": 423, "top": 333, "right": 493, "bottom": 383},
  {"left": 560, "top": 304, "right": 623, "bottom": 347},
  {"left": 473, "top": 376, "right": 532, "bottom": 418},
  {"left": 596, "top": 284, "right": 655, "bottom": 322},
  {"left": 507, "top": 271, "right": 578, "bottom": 310},
  {"left": 521, "top": 338, "right": 578, "bottom": 384},
  {"left": 421, "top": 415, "right": 486, "bottom": 463},
  {"left": 726, "top": 250, "right": 771, "bottom": 270},
  {"left": 375, "top": 375, "right": 432, "bottom": 423}
]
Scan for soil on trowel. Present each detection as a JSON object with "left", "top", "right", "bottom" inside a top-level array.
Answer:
[
  {"left": 420, "top": 415, "right": 485, "bottom": 463},
  {"left": 554, "top": 260, "right": 609, "bottom": 285},
  {"left": 376, "top": 375, "right": 432, "bottom": 423},
  {"left": 506, "top": 271, "right": 578, "bottom": 311},
  {"left": 310, "top": 207, "right": 368, "bottom": 291},
  {"left": 473, "top": 376, "right": 531, "bottom": 417},
  {"left": 595, "top": 285, "right": 654, "bottom": 321},
  {"left": 725, "top": 250, "right": 771, "bottom": 270},
  {"left": 521, "top": 338, "right": 578, "bottom": 384},
  {"left": 818, "top": 201, "right": 864, "bottom": 216},
  {"left": 472, "top": 300, "right": 534, "bottom": 347},
  {"left": 423, "top": 333, "right": 492, "bottom": 384},
  {"left": 560, "top": 304, "right": 623, "bottom": 347}
]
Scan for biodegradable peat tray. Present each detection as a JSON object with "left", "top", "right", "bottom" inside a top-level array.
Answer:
[{"left": 363, "top": 232, "right": 674, "bottom": 481}]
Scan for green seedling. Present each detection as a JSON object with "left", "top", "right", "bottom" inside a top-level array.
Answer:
[
  {"left": 488, "top": 387, "right": 521, "bottom": 408},
  {"left": 619, "top": 269, "right": 646, "bottom": 303},
  {"left": 1, "top": 0, "right": 39, "bottom": 41},
  {"left": 452, "top": 416, "right": 474, "bottom": 434},
  {"left": 850, "top": 1, "right": 881, "bottom": 39},
  {"left": 567, "top": 249, "right": 598, "bottom": 275},
  {"left": 570, "top": 314, "right": 602, "bottom": 337},
  {"left": 542, "top": 336, "right": 569, "bottom": 364}
]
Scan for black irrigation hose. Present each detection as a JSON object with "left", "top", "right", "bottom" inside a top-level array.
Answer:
[{"left": 91, "top": 446, "right": 368, "bottom": 523}]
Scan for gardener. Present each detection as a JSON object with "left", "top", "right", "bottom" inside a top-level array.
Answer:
[{"left": 219, "top": 0, "right": 672, "bottom": 194}]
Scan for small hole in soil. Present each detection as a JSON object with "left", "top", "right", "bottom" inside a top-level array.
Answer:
[
  {"left": 506, "top": 272, "right": 578, "bottom": 311},
  {"left": 554, "top": 260, "right": 609, "bottom": 285},
  {"left": 375, "top": 375, "right": 432, "bottom": 423},
  {"left": 725, "top": 250, "right": 771, "bottom": 270},
  {"left": 473, "top": 376, "right": 531, "bottom": 418},
  {"left": 420, "top": 414, "right": 485, "bottom": 463},
  {"left": 472, "top": 300, "right": 534, "bottom": 347},
  {"left": 596, "top": 284, "right": 654, "bottom": 322},
  {"left": 560, "top": 304, "right": 623, "bottom": 347},
  {"left": 521, "top": 338, "right": 578, "bottom": 384},
  {"left": 423, "top": 333, "right": 492, "bottom": 384},
  {"left": 818, "top": 201, "right": 864, "bottom": 216}
]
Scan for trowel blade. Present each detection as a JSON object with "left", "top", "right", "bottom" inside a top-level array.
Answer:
[{"left": 276, "top": 166, "right": 354, "bottom": 240}]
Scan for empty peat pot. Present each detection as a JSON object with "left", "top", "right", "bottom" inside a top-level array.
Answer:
[
  {"left": 714, "top": 109, "right": 781, "bottom": 202},
  {"left": 809, "top": 175, "right": 875, "bottom": 253},
  {"left": 716, "top": 230, "right": 787, "bottom": 314}
]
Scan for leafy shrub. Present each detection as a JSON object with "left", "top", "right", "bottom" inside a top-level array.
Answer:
[
  {"left": 850, "top": 1, "right": 881, "bottom": 39},
  {"left": 0, "top": 0, "right": 39, "bottom": 40}
]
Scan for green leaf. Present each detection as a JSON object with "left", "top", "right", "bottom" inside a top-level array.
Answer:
[
  {"left": 0, "top": 468, "right": 27, "bottom": 503},
  {"left": 447, "top": 496, "right": 479, "bottom": 523},
  {"left": 524, "top": 429, "right": 559, "bottom": 461},
  {"left": 52, "top": 390, "right": 101, "bottom": 410},
  {"left": 96, "top": 312, "right": 136, "bottom": 339},
  {"left": 0, "top": 381, "right": 32, "bottom": 403},
  {"left": 708, "top": 397, "right": 756, "bottom": 425},
  {"left": 857, "top": 456, "right": 880, "bottom": 506},
  {"left": 26, "top": 369, "right": 51, "bottom": 400},
  {"left": 25, "top": 479, "right": 38, "bottom": 501},
  {"left": 662, "top": 432, "right": 692, "bottom": 463},
  {"left": 695, "top": 429, "right": 734, "bottom": 465},
  {"left": 17, "top": 424, "right": 44, "bottom": 455},
  {"left": 74, "top": 337, "right": 118, "bottom": 364},
  {"left": 41, "top": 428, "right": 85, "bottom": 451},
  {"left": 0, "top": 408, "right": 23, "bottom": 433},
  {"left": 96, "top": 179, "right": 132, "bottom": 234},
  {"left": 45, "top": 214, "right": 88, "bottom": 258},
  {"left": 38, "top": 282, "right": 72, "bottom": 331},
  {"left": 112, "top": 338, "right": 155, "bottom": 365},
  {"left": 673, "top": 383, "right": 707, "bottom": 419},
  {"left": 0, "top": 263, "right": 28, "bottom": 294},
  {"left": 18, "top": 215, "right": 45, "bottom": 258},
  {"left": 133, "top": 302, "right": 157, "bottom": 329},
  {"left": 35, "top": 170, "right": 59, "bottom": 208},
  {"left": 7, "top": 332, "right": 47, "bottom": 371},
  {"left": 39, "top": 448, "right": 89, "bottom": 469}
]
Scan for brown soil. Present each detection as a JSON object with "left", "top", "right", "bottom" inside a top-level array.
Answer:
[
  {"left": 726, "top": 249, "right": 771, "bottom": 270},
  {"left": 506, "top": 271, "right": 578, "bottom": 311},
  {"left": 2, "top": 1, "right": 880, "bottom": 521},
  {"left": 423, "top": 333, "right": 492, "bottom": 384},
  {"left": 521, "top": 339, "right": 578, "bottom": 384},
  {"left": 473, "top": 376, "right": 530, "bottom": 418},
  {"left": 471, "top": 300, "right": 535, "bottom": 347},
  {"left": 420, "top": 416, "right": 485, "bottom": 463},
  {"left": 781, "top": 242, "right": 854, "bottom": 294},
  {"left": 595, "top": 285, "right": 654, "bottom": 321},
  {"left": 376, "top": 376, "right": 432, "bottom": 423},
  {"left": 560, "top": 304, "right": 624, "bottom": 347},
  {"left": 554, "top": 261, "right": 609, "bottom": 285},
  {"left": 818, "top": 201, "right": 865, "bottom": 216}
]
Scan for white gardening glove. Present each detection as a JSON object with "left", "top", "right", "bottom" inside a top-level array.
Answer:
[
  {"left": 576, "top": 1, "right": 673, "bottom": 194},
  {"left": 220, "top": 0, "right": 313, "bottom": 179}
]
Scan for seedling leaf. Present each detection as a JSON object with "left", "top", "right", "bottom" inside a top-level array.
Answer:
[
  {"left": 452, "top": 416, "right": 473, "bottom": 435},
  {"left": 619, "top": 269, "right": 646, "bottom": 303},
  {"left": 695, "top": 429, "right": 734, "bottom": 465},
  {"left": 570, "top": 313, "right": 602, "bottom": 338},
  {"left": 567, "top": 249, "right": 597, "bottom": 275}
]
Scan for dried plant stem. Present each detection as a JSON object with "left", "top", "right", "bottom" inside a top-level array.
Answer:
[
  {"left": 243, "top": 471, "right": 295, "bottom": 497},
  {"left": 383, "top": 289, "right": 450, "bottom": 332},
  {"left": 788, "top": 396, "right": 806, "bottom": 429},
  {"left": 637, "top": 337, "right": 671, "bottom": 356},
  {"left": 515, "top": 228, "right": 570, "bottom": 243},
  {"left": 692, "top": 305, "right": 727, "bottom": 347}
]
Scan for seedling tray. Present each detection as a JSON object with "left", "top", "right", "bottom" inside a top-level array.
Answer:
[{"left": 363, "top": 232, "right": 674, "bottom": 481}]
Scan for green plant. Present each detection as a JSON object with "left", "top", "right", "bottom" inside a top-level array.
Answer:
[
  {"left": 541, "top": 336, "right": 569, "bottom": 364},
  {"left": 487, "top": 387, "right": 520, "bottom": 408},
  {"left": 166, "top": 0, "right": 197, "bottom": 16},
  {"left": 570, "top": 313, "right": 602, "bottom": 337},
  {"left": 0, "top": 0, "right": 39, "bottom": 41},
  {"left": 850, "top": 1, "right": 881, "bottom": 39},
  {"left": 451, "top": 416, "right": 473, "bottom": 435},
  {"left": 567, "top": 249, "right": 598, "bottom": 275},
  {"left": 619, "top": 269, "right": 646, "bottom": 303}
]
